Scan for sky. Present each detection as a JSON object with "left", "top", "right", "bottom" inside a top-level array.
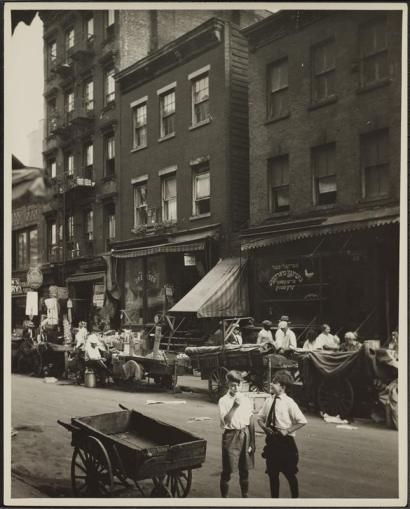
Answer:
[{"left": 9, "top": 13, "right": 44, "bottom": 166}]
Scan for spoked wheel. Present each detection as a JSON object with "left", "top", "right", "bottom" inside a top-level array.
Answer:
[
  {"left": 150, "top": 477, "right": 172, "bottom": 497},
  {"left": 208, "top": 367, "right": 229, "bottom": 402},
  {"left": 317, "top": 378, "right": 354, "bottom": 418},
  {"left": 249, "top": 377, "right": 270, "bottom": 393},
  {"left": 164, "top": 469, "right": 192, "bottom": 497},
  {"left": 71, "top": 436, "right": 113, "bottom": 497}
]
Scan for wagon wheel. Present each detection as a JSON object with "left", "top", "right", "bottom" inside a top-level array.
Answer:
[
  {"left": 161, "top": 374, "right": 178, "bottom": 390},
  {"left": 317, "top": 378, "right": 354, "bottom": 418},
  {"left": 208, "top": 367, "right": 229, "bottom": 402},
  {"left": 150, "top": 476, "right": 172, "bottom": 497},
  {"left": 164, "top": 469, "right": 192, "bottom": 497},
  {"left": 71, "top": 436, "right": 113, "bottom": 497},
  {"left": 249, "top": 379, "right": 270, "bottom": 393}
]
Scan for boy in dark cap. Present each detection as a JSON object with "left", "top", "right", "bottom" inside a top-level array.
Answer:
[
  {"left": 218, "top": 370, "right": 255, "bottom": 498},
  {"left": 257, "top": 371, "right": 307, "bottom": 498}
]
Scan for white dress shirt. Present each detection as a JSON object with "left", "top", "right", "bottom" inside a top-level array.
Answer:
[
  {"left": 316, "top": 332, "right": 340, "bottom": 349},
  {"left": 275, "top": 329, "right": 297, "bottom": 350},
  {"left": 258, "top": 393, "right": 307, "bottom": 436},
  {"left": 219, "top": 392, "right": 253, "bottom": 430},
  {"left": 75, "top": 328, "right": 88, "bottom": 350},
  {"left": 85, "top": 341, "right": 102, "bottom": 361},
  {"left": 257, "top": 329, "right": 275, "bottom": 346},
  {"left": 303, "top": 337, "right": 324, "bottom": 351}
]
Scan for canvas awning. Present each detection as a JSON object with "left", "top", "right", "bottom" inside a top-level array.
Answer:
[
  {"left": 66, "top": 272, "right": 105, "bottom": 283},
  {"left": 111, "top": 240, "right": 206, "bottom": 259},
  {"left": 169, "top": 257, "right": 249, "bottom": 318},
  {"left": 241, "top": 206, "right": 400, "bottom": 251}
]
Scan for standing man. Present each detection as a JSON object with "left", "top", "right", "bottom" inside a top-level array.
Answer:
[
  {"left": 275, "top": 316, "right": 297, "bottom": 352},
  {"left": 258, "top": 372, "right": 307, "bottom": 498},
  {"left": 257, "top": 320, "right": 275, "bottom": 347},
  {"left": 218, "top": 370, "right": 255, "bottom": 498}
]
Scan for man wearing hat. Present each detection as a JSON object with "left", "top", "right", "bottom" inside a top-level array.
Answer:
[
  {"left": 257, "top": 320, "right": 275, "bottom": 347},
  {"left": 275, "top": 316, "right": 297, "bottom": 352},
  {"left": 218, "top": 370, "right": 255, "bottom": 498},
  {"left": 85, "top": 334, "right": 112, "bottom": 380}
]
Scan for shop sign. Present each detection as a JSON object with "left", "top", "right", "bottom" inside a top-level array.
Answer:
[
  {"left": 269, "top": 263, "right": 304, "bottom": 292},
  {"left": 184, "top": 254, "right": 196, "bottom": 266},
  {"left": 164, "top": 285, "right": 174, "bottom": 297},
  {"left": 93, "top": 283, "right": 105, "bottom": 308},
  {"left": 12, "top": 278, "right": 29, "bottom": 295},
  {"left": 27, "top": 267, "right": 43, "bottom": 290}
]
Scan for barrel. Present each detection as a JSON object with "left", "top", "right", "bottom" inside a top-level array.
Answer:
[{"left": 84, "top": 369, "right": 96, "bottom": 388}]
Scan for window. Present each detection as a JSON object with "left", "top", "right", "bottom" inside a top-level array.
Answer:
[
  {"left": 105, "top": 134, "right": 115, "bottom": 177},
  {"left": 105, "top": 10, "right": 115, "bottom": 39},
  {"left": 84, "top": 79, "right": 94, "bottom": 111},
  {"left": 65, "top": 152, "right": 75, "bottom": 176},
  {"left": 312, "top": 143, "right": 337, "bottom": 205},
  {"left": 47, "top": 157, "right": 57, "bottom": 179},
  {"left": 47, "top": 221, "right": 58, "bottom": 261},
  {"left": 67, "top": 215, "right": 75, "bottom": 241},
  {"left": 132, "top": 102, "right": 147, "bottom": 149},
  {"left": 84, "top": 142, "right": 93, "bottom": 179},
  {"left": 65, "top": 90, "right": 74, "bottom": 122},
  {"left": 104, "top": 68, "right": 115, "bottom": 105},
  {"left": 268, "top": 59, "right": 289, "bottom": 120},
  {"left": 160, "top": 90, "right": 176, "bottom": 138},
  {"left": 192, "top": 162, "right": 210, "bottom": 216},
  {"left": 47, "top": 40, "right": 57, "bottom": 73},
  {"left": 192, "top": 74, "right": 210, "bottom": 125},
  {"left": 15, "top": 228, "right": 38, "bottom": 269},
  {"left": 162, "top": 174, "right": 177, "bottom": 222},
  {"left": 65, "top": 27, "right": 75, "bottom": 58},
  {"left": 361, "top": 129, "right": 389, "bottom": 199},
  {"left": 105, "top": 203, "right": 116, "bottom": 242},
  {"left": 268, "top": 155, "right": 289, "bottom": 212},
  {"left": 133, "top": 182, "right": 148, "bottom": 226},
  {"left": 86, "top": 16, "right": 94, "bottom": 41},
  {"left": 47, "top": 98, "right": 57, "bottom": 134},
  {"left": 312, "top": 40, "right": 336, "bottom": 103},
  {"left": 360, "top": 19, "right": 388, "bottom": 86},
  {"left": 84, "top": 210, "right": 93, "bottom": 240}
]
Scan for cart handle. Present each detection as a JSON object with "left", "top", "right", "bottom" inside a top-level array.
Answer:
[
  {"left": 119, "top": 403, "right": 130, "bottom": 412},
  {"left": 57, "top": 419, "right": 80, "bottom": 433}
]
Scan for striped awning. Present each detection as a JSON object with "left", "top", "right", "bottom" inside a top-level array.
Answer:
[
  {"left": 111, "top": 240, "right": 205, "bottom": 259},
  {"left": 241, "top": 206, "right": 400, "bottom": 251},
  {"left": 169, "top": 257, "right": 249, "bottom": 318},
  {"left": 66, "top": 272, "right": 105, "bottom": 283}
]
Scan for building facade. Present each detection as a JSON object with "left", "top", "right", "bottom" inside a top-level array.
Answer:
[
  {"left": 241, "top": 11, "right": 402, "bottom": 340},
  {"left": 39, "top": 9, "right": 266, "bottom": 325},
  {"left": 113, "top": 17, "right": 253, "bottom": 324}
]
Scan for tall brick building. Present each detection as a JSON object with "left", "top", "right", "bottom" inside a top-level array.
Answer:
[
  {"left": 241, "top": 11, "right": 402, "bottom": 340},
  {"left": 38, "top": 9, "right": 266, "bottom": 324}
]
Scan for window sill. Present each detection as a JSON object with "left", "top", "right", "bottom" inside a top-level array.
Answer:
[
  {"left": 356, "top": 78, "right": 391, "bottom": 95},
  {"left": 158, "top": 133, "right": 176, "bottom": 143},
  {"left": 358, "top": 195, "right": 391, "bottom": 205},
  {"left": 130, "top": 145, "right": 148, "bottom": 153},
  {"left": 101, "top": 175, "right": 116, "bottom": 183},
  {"left": 308, "top": 96, "right": 338, "bottom": 111},
  {"left": 314, "top": 203, "right": 337, "bottom": 210},
  {"left": 266, "top": 210, "right": 290, "bottom": 219},
  {"left": 189, "top": 213, "right": 211, "bottom": 221},
  {"left": 189, "top": 118, "right": 211, "bottom": 131},
  {"left": 101, "top": 101, "right": 116, "bottom": 114},
  {"left": 264, "top": 113, "right": 290, "bottom": 126}
]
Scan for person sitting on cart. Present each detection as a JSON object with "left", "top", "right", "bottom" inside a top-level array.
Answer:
[
  {"left": 340, "top": 331, "right": 362, "bottom": 352},
  {"left": 302, "top": 328, "right": 323, "bottom": 351},
  {"left": 274, "top": 317, "right": 297, "bottom": 352},
  {"left": 84, "top": 336, "right": 113, "bottom": 381},
  {"left": 218, "top": 370, "right": 255, "bottom": 498},
  {"left": 315, "top": 324, "right": 340, "bottom": 350},
  {"left": 257, "top": 320, "right": 275, "bottom": 348},
  {"left": 225, "top": 326, "right": 243, "bottom": 346},
  {"left": 257, "top": 371, "right": 307, "bottom": 498}
]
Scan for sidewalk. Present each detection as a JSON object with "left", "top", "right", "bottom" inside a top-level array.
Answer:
[
  {"left": 11, "top": 473, "right": 49, "bottom": 498},
  {"left": 178, "top": 374, "right": 209, "bottom": 394}
]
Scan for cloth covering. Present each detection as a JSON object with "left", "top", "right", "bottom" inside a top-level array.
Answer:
[
  {"left": 25, "top": 291, "right": 38, "bottom": 316},
  {"left": 44, "top": 298, "right": 59, "bottom": 325}
]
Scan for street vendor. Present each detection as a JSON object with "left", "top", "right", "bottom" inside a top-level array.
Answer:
[
  {"left": 74, "top": 321, "right": 88, "bottom": 351},
  {"left": 257, "top": 371, "right": 307, "bottom": 498},
  {"left": 225, "top": 326, "right": 243, "bottom": 346},
  {"left": 84, "top": 336, "right": 112, "bottom": 380},
  {"left": 257, "top": 320, "right": 275, "bottom": 347},
  {"left": 302, "top": 328, "right": 323, "bottom": 351},
  {"left": 315, "top": 324, "right": 340, "bottom": 350},
  {"left": 275, "top": 316, "right": 297, "bottom": 352},
  {"left": 218, "top": 370, "right": 255, "bottom": 498},
  {"left": 340, "top": 331, "right": 362, "bottom": 352}
]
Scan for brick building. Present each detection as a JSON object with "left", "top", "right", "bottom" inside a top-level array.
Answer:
[
  {"left": 112, "top": 17, "right": 255, "bottom": 324},
  {"left": 241, "top": 11, "right": 402, "bottom": 340},
  {"left": 38, "top": 9, "right": 266, "bottom": 325}
]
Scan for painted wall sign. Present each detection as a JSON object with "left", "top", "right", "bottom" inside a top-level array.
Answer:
[
  {"left": 12, "top": 278, "right": 30, "bottom": 295},
  {"left": 12, "top": 205, "right": 41, "bottom": 228},
  {"left": 269, "top": 263, "right": 304, "bottom": 292},
  {"left": 26, "top": 267, "right": 43, "bottom": 290}
]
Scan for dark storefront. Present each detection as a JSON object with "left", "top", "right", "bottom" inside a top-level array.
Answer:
[{"left": 243, "top": 218, "right": 399, "bottom": 341}]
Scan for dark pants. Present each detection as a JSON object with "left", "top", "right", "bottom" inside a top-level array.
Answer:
[
  {"left": 86, "top": 359, "right": 111, "bottom": 377},
  {"left": 264, "top": 433, "right": 299, "bottom": 498}
]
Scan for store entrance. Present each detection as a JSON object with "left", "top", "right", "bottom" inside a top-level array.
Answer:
[{"left": 70, "top": 282, "right": 93, "bottom": 326}]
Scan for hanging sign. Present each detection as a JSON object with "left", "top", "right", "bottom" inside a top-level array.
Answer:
[
  {"left": 184, "top": 254, "right": 196, "bottom": 266},
  {"left": 27, "top": 267, "right": 43, "bottom": 290}
]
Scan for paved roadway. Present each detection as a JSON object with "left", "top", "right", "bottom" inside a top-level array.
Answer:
[{"left": 9, "top": 374, "right": 398, "bottom": 499}]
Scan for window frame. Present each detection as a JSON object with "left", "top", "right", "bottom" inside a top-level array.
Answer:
[
  {"left": 83, "top": 141, "right": 93, "bottom": 179},
  {"left": 159, "top": 89, "right": 176, "bottom": 139},
  {"left": 104, "top": 10, "right": 116, "bottom": 39},
  {"left": 311, "top": 143, "right": 337, "bottom": 206},
  {"left": 47, "top": 40, "right": 57, "bottom": 75},
  {"left": 359, "top": 18, "right": 389, "bottom": 87},
  {"left": 268, "top": 155, "right": 290, "bottom": 213},
  {"left": 104, "top": 134, "right": 115, "bottom": 177},
  {"left": 191, "top": 73, "right": 210, "bottom": 126},
  {"left": 47, "top": 97, "right": 57, "bottom": 135},
  {"left": 65, "top": 151, "right": 75, "bottom": 176},
  {"left": 84, "top": 78, "right": 94, "bottom": 111},
  {"left": 132, "top": 101, "right": 148, "bottom": 149},
  {"left": 161, "top": 173, "right": 177, "bottom": 223},
  {"left": 104, "top": 67, "right": 116, "bottom": 106},
  {"left": 14, "top": 227, "right": 38, "bottom": 270},
  {"left": 47, "top": 157, "right": 57, "bottom": 179},
  {"left": 65, "top": 90, "right": 75, "bottom": 122},
  {"left": 311, "top": 38, "right": 336, "bottom": 104},
  {"left": 85, "top": 15, "right": 94, "bottom": 42},
  {"left": 267, "top": 58, "right": 289, "bottom": 121},
  {"left": 64, "top": 26, "right": 75, "bottom": 58},
  {"left": 84, "top": 209, "right": 94, "bottom": 241},
  {"left": 361, "top": 129, "right": 390, "bottom": 200},
  {"left": 192, "top": 162, "right": 211, "bottom": 216},
  {"left": 133, "top": 181, "right": 148, "bottom": 227}
]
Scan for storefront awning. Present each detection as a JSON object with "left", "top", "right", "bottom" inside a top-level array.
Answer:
[
  {"left": 241, "top": 206, "right": 400, "bottom": 251},
  {"left": 111, "top": 240, "right": 206, "bottom": 259},
  {"left": 169, "top": 257, "right": 249, "bottom": 318},
  {"left": 66, "top": 272, "right": 105, "bottom": 283}
]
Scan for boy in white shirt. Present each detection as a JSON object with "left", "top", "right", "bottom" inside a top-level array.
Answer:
[{"left": 258, "top": 371, "right": 307, "bottom": 498}]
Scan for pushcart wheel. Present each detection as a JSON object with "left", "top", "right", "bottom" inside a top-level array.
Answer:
[
  {"left": 161, "top": 374, "right": 178, "bottom": 390},
  {"left": 151, "top": 477, "right": 172, "bottom": 497},
  {"left": 164, "top": 469, "right": 192, "bottom": 497},
  {"left": 71, "top": 436, "right": 113, "bottom": 497},
  {"left": 208, "top": 367, "right": 229, "bottom": 402},
  {"left": 317, "top": 378, "right": 354, "bottom": 418}
]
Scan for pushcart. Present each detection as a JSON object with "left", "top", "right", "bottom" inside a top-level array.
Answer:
[{"left": 58, "top": 404, "right": 207, "bottom": 497}]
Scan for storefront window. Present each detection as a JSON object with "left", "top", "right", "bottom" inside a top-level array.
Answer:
[
  {"left": 123, "top": 258, "right": 144, "bottom": 325},
  {"left": 146, "top": 256, "right": 166, "bottom": 322}
]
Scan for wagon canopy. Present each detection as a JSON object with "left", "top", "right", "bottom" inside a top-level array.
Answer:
[{"left": 169, "top": 257, "right": 249, "bottom": 318}]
